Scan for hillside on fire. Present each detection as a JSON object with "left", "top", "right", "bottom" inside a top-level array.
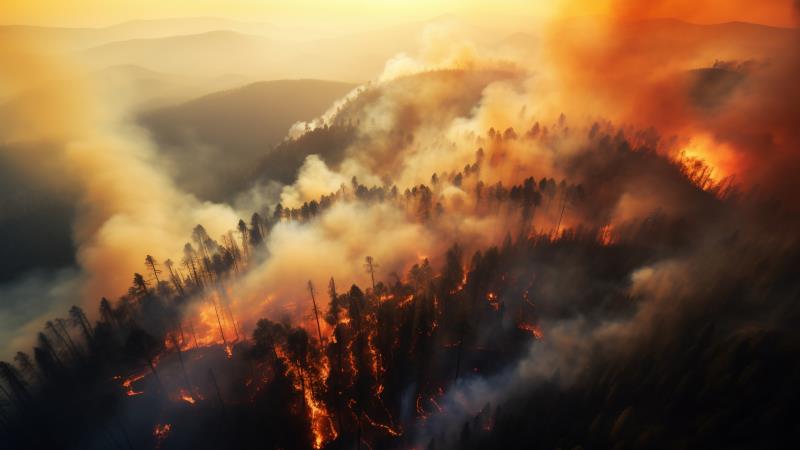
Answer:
[{"left": 2, "top": 2, "right": 800, "bottom": 450}]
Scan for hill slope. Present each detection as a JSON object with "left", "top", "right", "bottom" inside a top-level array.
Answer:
[{"left": 138, "top": 79, "right": 356, "bottom": 201}]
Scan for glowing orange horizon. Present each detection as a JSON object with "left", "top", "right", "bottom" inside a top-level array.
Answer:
[{"left": 1, "top": 0, "right": 797, "bottom": 28}]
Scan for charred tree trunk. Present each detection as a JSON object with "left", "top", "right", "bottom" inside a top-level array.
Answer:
[
  {"left": 209, "top": 368, "right": 225, "bottom": 414},
  {"left": 554, "top": 192, "right": 569, "bottom": 236},
  {"left": 454, "top": 327, "right": 465, "bottom": 382},
  {"left": 309, "top": 281, "right": 324, "bottom": 346},
  {"left": 189, "top": 319, "right": 200, "bottom": 348},
  {"left": 170, "top": 334, "right": 193, "bottom": 393},
  {"left": 210, "top": 296, "right": 228, "bottom": 347},
  {"left": 57, "top": 320, "right": 82, "bottom": 359},
  {"left": 147, "top": 358, "right": 164, "bottom": 392}
]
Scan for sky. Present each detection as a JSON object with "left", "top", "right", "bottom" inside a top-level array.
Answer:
[{"left": 1, "top": 0, "right": 798, "bottom": 28}]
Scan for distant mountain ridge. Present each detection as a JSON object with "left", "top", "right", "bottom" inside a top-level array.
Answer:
[
  {"left": 4, "top": 17, "right": 794, "bottom": 82},
  {"left": 138, "top": 79, "right": 356, "bottom": 201}
]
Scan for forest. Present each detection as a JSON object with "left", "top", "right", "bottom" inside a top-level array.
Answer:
[
  {"left": 2, "top": 122, "right": 797, "bottom": 450},
  {"left": 2, "top": 1, "right": 800, "bottom": 449}
]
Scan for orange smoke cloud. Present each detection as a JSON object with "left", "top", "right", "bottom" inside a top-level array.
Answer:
[
  {"left": 0, "top": 34, "right": 241, "bottom": 315},
  {"left": 557, "top": 0, "right": 799, "bottom": 27},
  {"left": 538, "top": 0, "right": 800, "bottom": 212}
]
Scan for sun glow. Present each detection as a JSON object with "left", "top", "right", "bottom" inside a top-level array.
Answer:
[{"left": 2, "top": 0, "right": 795, "bottom": 28}]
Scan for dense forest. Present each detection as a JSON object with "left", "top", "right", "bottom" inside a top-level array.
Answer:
[{"left": 1, "top": 124, "right": 798, "bottom": 450}]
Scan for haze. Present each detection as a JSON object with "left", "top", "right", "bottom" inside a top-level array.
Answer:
[{"left": 1, "top": 1, "right": 800, "bottom": 449}]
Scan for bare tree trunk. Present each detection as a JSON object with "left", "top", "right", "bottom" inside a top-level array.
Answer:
[
  {"left": 210, "top": 296, "right": 228, "bottom": 347},
  {"left": 356, "top": 411, "right": 363, "bottom": 450},
  {"left": 209, "top": 368, "right": 225, "bottom": 414},
  {"left": 57, "top": 320, "right": 82, "bottom": 358},
  {"left": 78, "top": 316, "right": 94, "bottom": 345},
  {"left": 555, "top": 192, "right": 569, "bottom": 236},
  {"left": 47, "top": 322, "right": 79, "bottom": 360},
  {"left": 189, "top": 320, "right": 200, "bottom": 348},
  {"left": 454, "top": 327, "right": 465, "bottom": 382},
  {"left": 170, "top": 334, "right": 192, "bottom": 392},
  {"left": 308, "top": 281, "right": 324, "bottom": 346},
  {"left": 0, "top": 383, "right": 20, "bottom": 408},
  {"left": 147, "top": 359, "right": 163, "bottom": 392}
]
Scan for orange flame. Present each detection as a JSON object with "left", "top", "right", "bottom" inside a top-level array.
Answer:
[
  {"left": 450, "top": 269, "right": 469, "bottom": 294},
  {"left": 179, "top": 388, "right": 196, "bottom": 405},
  {"left": 119, "top": 372, "right": 147, "bottom": 396},
  {"left": 598, "top": 224, "right": 614, "bottom": 246},
  {"left": 486, "top": 292, "right": 501, "bottom": 311},
  {"left": 518, "top": 322, "right": 544, "bottom": 339},
  {"left": 363, "top": 412, "right": 402, "bottom": 436}
]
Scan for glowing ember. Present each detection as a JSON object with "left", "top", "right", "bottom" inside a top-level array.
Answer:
[
  {"left": 153, "top": 423, "right": 172, "bottom": 449},
  {"left": 179, "top": 388, "right": 196, "bottom": 405},
  {"left": 598, "top": 224, "right": 614, "bottom": 246},
  {"left": 120, "top": 372, "right": 146, "bottom": 396},
  {"left": 416, "top": 394, "right": 427, "bottom": 419},
  {"left": 399, "top": 294, "right": 415, "bottom": 307},
  {"left": 450, "top": 270, "right": 469, "bottom": 294},
  {"left": 486, "top": 292, "right": 501, "bottom": 311},
  {"left": 518, "top": 323, "right": 544, "bottom": 339},
  {"left": 363, "top": 412, "right": 402, "bottom": 436}
]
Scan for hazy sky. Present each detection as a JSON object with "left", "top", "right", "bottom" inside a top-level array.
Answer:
[{"left": 2, "top": 0, "right": 798, "bottom": 28}]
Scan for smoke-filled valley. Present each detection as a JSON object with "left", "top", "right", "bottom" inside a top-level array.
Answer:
[{"left": 1, "top": 2, "right": 799, "bottom": 450}]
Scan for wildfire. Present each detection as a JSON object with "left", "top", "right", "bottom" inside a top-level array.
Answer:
[
  {"left": 450, "top": 270, "right": 469, "bottom": 294},
  {"left": 153, "top": 423, "right": 172, "bottom": 449},
  {"left": 277, "top": 345, "right": 338, "bottom": 449},
  {"left": 306, "top": 386, "right": 337, "bottom": 449},
  {"left": 179, "top": 388, "right": 196, "bottom": 405},
  {"left": 367, "top": 331, "right": 382, "bottom": 378},
  {"left": 598, "top": 224, "right": 614, "bottom": 246},
  {"left": 486, "top": 292, "right": 501, "bottom": 311},
  {"left": 517, "top": 322, "right": 544, "bottom": 339},
  {"left": 363, "top": 412, "right": 402, "bottom": 436},
  {"left": 399, "top": 294, "right": 415, "bottom": 308},
  {"left": 676, "top": 134, "right": 741, "bottom": 194},
  {"left": 120, "top": 372, "right": 147, "bottom": 396},
  {"left": 169, "top": 291, "right": 243, "bottom": 352}
]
